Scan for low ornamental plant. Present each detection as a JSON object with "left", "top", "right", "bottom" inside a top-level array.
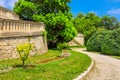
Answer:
[
  {"left": 57, "top": 42, "right": 69, "bottom": 51},
  {"left": 16, "top": 42, "right": 32, "bottom": 67}
]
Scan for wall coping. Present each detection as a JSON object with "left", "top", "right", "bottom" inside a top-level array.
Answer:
[
  {"left": 0, "top": 31, "right": 43, "bottom": 38},
  {"left": 0, "top": 18, "right": 44, "bottom": 25}
]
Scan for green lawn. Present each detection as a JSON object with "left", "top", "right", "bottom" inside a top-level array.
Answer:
[{"left": 0, "top": 50, "right": 91, "bottom": 80}]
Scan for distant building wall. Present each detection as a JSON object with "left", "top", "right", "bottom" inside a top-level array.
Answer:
[{"left": 69, "top": 33, "right": 84, "bottom": 46}]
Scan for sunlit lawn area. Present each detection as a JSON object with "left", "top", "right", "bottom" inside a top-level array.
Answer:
[{"left": 0, "top": 50, "right": 91, "bottom": 80}]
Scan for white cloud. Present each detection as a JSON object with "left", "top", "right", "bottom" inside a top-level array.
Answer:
[
  {"left": 0, "top": 0, "right": 18, "bottom": 9},
  {"left": 107, "top": 8, "right": 120, "bottom": 15}
]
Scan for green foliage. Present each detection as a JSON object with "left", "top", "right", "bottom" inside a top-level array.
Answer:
[
  {"left": 86, "top": 31, "right": 109, "bottom": 52},
  {"left": 86, "top": 28, "right": 120, "bottom": 56},
  {"left": 102, "top": 16, "right": 120, "bottom": 30},
  {"left": 73, "top": 12, "right": 100, "bottom": 44},
  {"left": 57, "top": 42, "right": 69, "bottom": 51},
  {"left": 14, "top": 0, "right": 71, "bottom": 20},
  {"left": 14, "top": 0, "right": 36, "bottom": 20},
  {"left": 101, "top": 29, "right": 120, "bottom": 55},
  {"left": 33, "top": 12, "right": 77, "bottom": 48},
  {"left": 16, "top": 42, "right": 32, "bottom": 66}
]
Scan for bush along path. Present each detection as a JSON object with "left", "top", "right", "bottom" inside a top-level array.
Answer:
[{"left": 72, "top": 48, "right": 120, "bottom": 80}]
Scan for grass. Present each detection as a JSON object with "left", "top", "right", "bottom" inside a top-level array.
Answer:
[{"left": 0, "top": 50, "right": 91, "bottom": 80}]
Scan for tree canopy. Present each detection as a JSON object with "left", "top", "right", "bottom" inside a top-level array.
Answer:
[
  {"left": 101, "top": 16, "right": 120, "bottom": 30},
  {"left": 14, "top": 0, "right": 71, "bottom": 20}
]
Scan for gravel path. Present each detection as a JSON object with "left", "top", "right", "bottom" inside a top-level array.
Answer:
[{"left": 72, "top": 48, "right": 120, "bottom": 80}]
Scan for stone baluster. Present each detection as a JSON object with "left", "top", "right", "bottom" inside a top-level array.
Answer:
[
  {"left": 18, "top": 22, "right": 20, "bottom": 30},
  {"left": 38, "top": 25, "right": 40, "bottom": 30},
  {"left": 25, "top": 22, "right": 29, "bottom": 31},
  {"left": 24, "top": 22, "right": 26, "bottom": 31},
  {"left": 20, "top": 22, "right": 22, "bottom": 30},
  {"left": 33, "top": 23, "right": 35, "bottom": 30},
  {"left": 15, "top": 22, "right": 18, "bottom": 31},
  {"left": 37, "top": 25, "right": 39, "bottom": 31},
  {"left": 28, "top": 23, "right": 30, "bottom": 31},
  {"left": 36, "top": 24, "right": 38, "bottom": 30},
  {"left": 19, "top": 22, "right": 22, "bottom": 30},
  {"left": 22, "top": 22, "right": 24, "bottom": 31},
  {"left": 10, "top": 21, "right": 13, "bottom": 31},
  {"left": 12, "top": 22, "right": 15, "bottom": 31},
  {"left": 15, "top": 22, "right": 17, "bottom": 31},
  {"left": 30, "top": 23, "right": 33, "bottom": 30},
  {"left": 25, "top": 22, "right": 28, "bottom": 31},
  {"left": 6, "top": 21, "right": 9, "bottom": 31},
  {"left": 0, "top": 20, "right": 3, "bottom": 30},
  {"left": 3, "top": 21, "right": 7, "bottom": 31}
]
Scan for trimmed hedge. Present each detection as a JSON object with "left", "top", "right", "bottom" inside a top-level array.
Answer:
[
  {"left": 101, "top": 29, "right": 120, "bottom": 56},
  {"left": 86, "top": 31, "right": 108, "bottom": 52}
]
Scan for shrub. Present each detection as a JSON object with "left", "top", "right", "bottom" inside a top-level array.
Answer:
[
  {"left": 57, "top": 42, "right": 69, "bottom": 51},
  {"left": 101, "top": 29, "right": 120, "bottom": 55},
  {"left": 16, "top": 42, "right": 32, "bottom": 67},
  {"left": 86, "top": 31, "right": 109, "bottom": 52}
]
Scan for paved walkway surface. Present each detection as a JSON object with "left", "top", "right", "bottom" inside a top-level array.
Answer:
[{"left": 72, "top": 48, "right": 120, "bottom": 80}]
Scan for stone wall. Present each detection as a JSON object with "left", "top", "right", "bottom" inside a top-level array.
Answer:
[
  {"left": 0, "top": 19, "right": 48, "bottom": 60},
  {"left": 69, "top": 33, "right": 84, "bottom": 46},
  {"left": 0, "top": 34, "right": 48, "bottom": 60},
  {"left": 0, "top": 6, "right": 19, "bottom": 20}
]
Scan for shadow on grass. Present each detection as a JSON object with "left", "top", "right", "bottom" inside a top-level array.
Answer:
[{"left": 13, "top": 64, "right": 36, "bottom": 68}]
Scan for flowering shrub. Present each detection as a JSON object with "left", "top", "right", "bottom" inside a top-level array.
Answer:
[{"left": 16, "top": 42, "right": 32, "bottom": 67}]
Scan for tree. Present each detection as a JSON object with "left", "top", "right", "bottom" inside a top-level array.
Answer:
[
  {"left": 14, "top": 0, "right": 77, "bottom": 48},
  {"left": 85, "top": 12, "right": 102, "bottom": 29},
  {"left": 33, "top": 12, "right": 77, "bottom": 48},
  {"left": 73, "top": 12, "right": 101, "bottom": 44},
  {"left": 101, "top": 16, "right": 120, "bottom": 30},
  {"left": 77, "top": 12, "right": 84, "bottom": 18}
]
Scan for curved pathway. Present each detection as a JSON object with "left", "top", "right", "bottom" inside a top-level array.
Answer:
[{"left": 72, "top": 48, "right": 120, "bottom": 80}]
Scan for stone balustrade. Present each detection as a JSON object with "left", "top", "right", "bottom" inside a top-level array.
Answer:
[{"left": 0, "top": 19, "right": 45, "bottom": 31}]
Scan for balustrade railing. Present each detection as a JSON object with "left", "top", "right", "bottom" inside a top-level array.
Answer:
[{"left": 0, "top": 19, "right": 45, "bottom": 31}]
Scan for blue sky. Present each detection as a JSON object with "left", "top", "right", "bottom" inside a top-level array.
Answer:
[
  {"left": 1, "top": 0, "right": 120, "bottom": 20},
  {"left": 69, "top": 0, "right": 120, "bottom": 20}
]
